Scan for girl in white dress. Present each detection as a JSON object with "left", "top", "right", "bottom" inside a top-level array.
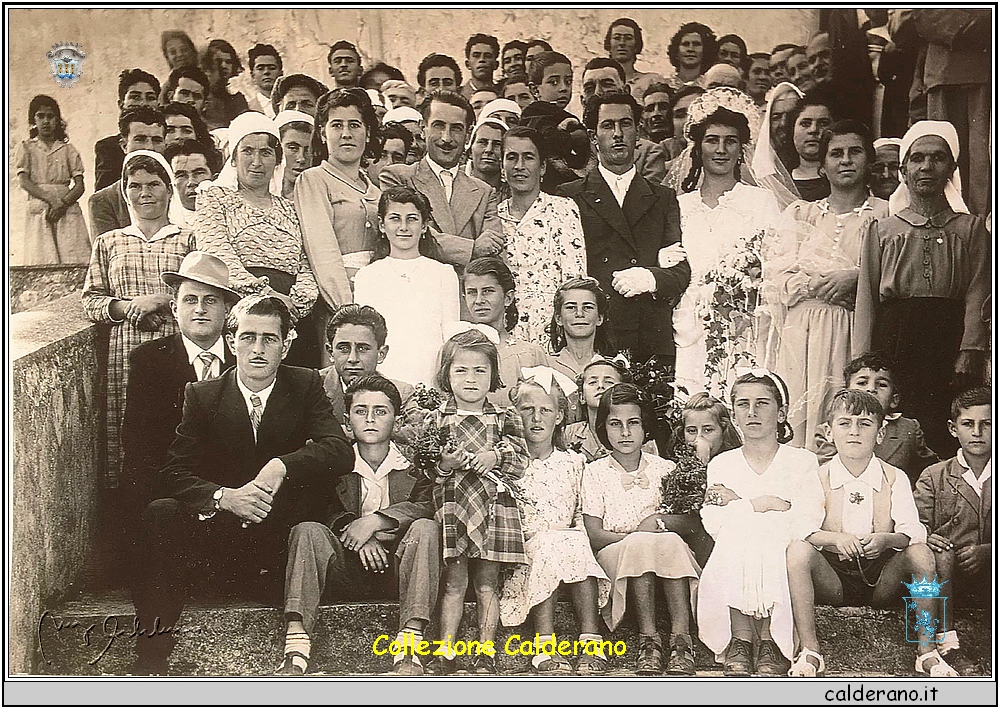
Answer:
[
  {"left": 698, "top": 371, "right": 824, "bottom": 676},
  {"left": 669, "top": 89, "right": 780, "bottom": 396},
  {"left": 353, "top": 186, "right": 460, "bottom": 386},
  {"left": 499, "top": 367, "right": 611, "bottom": 675},
  {"left": 582, "top": 384, "right": 700, "bottom": 676}
]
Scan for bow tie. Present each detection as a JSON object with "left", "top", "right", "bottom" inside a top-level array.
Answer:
[{"left": 621, "top": 470, "right": 650, "bottom": 491}]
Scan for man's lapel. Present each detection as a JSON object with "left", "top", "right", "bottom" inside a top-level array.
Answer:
[
  {"left": 414, "top": 160, "right": 458, "bottom": 234},
  {"left": 216, "top": 371, "right": 256, "bottom": 457},
  {"left": 622, "top": 173, "right": 658, "bottom": 231},
  {"left": 450, "top": 172, "right": 485, "bottom": 236},
  {"left": 256, "top": 367, "right": 296, "bottom": 453},
  {"left": 584, "top": 170, "right": 635, "bottom": 250}
]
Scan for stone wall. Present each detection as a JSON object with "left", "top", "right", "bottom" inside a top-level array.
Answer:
[
  {"left": 10, "top": 294, "right": 102, "bottom": 674},
  {"left": 7, "top": 7, "right": 819, "bottom": 262},
  {"left": 10, "top": 266, "right": 88, "bottom": 314}
]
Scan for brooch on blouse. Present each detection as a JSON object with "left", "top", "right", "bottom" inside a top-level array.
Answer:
[{"left": 849, "top": 491, "right": 865, "bottom": 505}]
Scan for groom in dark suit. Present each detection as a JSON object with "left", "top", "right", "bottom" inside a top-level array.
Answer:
[
  {"left": 131, "top": 295, "right": 354, "bottom": 674},
  {"left": 121, "top": 251, "right": 239, "bottom": 513},
  {"left": 557, "top": 89, "right": 690, "bottom": 365}
]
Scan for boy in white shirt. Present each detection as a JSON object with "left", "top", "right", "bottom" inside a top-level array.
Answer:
[{"left": 785, "top": 390, "right": 956, "bottom": 677}]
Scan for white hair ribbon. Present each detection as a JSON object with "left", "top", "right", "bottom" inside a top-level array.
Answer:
[
  {"left": 442, "top": 321, "right": 501, "bottom": 346},
  {"left": 519, "top": 366, "right": 577, "bottom": 397}
]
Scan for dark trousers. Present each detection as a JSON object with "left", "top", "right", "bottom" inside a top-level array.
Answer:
[
  {"left": 131, "top": 498, "right": 284, "bottom": 664},
  {"left": 874, "top": 298, "right": 967, "bottom": 458}
]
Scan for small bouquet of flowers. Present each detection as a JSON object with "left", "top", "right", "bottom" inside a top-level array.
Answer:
[
  {"left": 657, "top": 443, "right": 708, "bottom": 515},
  {"left": 696, "top": 228, "right": 765, "bottom": 396}
]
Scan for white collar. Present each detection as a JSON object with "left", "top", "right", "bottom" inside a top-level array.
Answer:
[
  {"left": 605, "top": 452, "right": 648, "bottom": 476},
  {"left": 957, "top": 448, "right": 992, "bottom": 481},
  {"left": 829, "top": 454, "right": 884, "bottom": 492},
  {"left": 598, "top": 163, "right": 636, "bottom": 189},
  {"left": 425, "top": 155, "right": 460, "bottom": 180},
  {"left": 180, "top": 334, "right": 227, "bottom": 367},
  {"left": 236, "top": 372, "right": 277, "bottom": 416},
  {"left": 354, "top": 441, "right": 409, "bottom": 481},
  {"left": 119, "top": 222, "right": 181, "bottom": 243}
]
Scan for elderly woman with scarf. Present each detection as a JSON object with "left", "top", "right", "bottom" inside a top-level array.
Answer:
[
  {"left": 194, "top": 111, "right": 318, "bottom": 321},
  {"left": 854, "top": 121, "right": 990, "bottom": 457},
  {"left": 82, "top": 150, "right": 195, "bottom": 484}
]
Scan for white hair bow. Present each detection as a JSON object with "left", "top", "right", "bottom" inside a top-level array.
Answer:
[
  {"left": 442, "top": 321, "right": 501, "bottom": 345},
  {"left": 520, "top": 366, "right": 577, "bottom": 397},
  {"left": 733, "top": 366, "right": 788, "bottom": 407}
]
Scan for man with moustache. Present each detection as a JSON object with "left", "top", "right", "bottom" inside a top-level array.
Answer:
[
  {"left": 131, "top": 294, "right": 352, "bottom": 674},
  {"left": 557, "top": 90, "right": 690, "bottom": 365},
  {"left": 379, "top": 91, "right": 504, "bottom": 316}
]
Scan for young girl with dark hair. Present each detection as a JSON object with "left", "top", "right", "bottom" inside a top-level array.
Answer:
[
  {"left": 15, "top": 94, "right": 90, "bottom": 264},
  {"left": 353, "top": 186, "right": 459, "bottom": 386},
  {"left": 463, "top": 257, "right": 551, "bottom": 406}
]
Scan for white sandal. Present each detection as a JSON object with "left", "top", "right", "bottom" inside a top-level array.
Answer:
[
  {"left": 916, "top": 649, "right": 959, "bottom": 677},
  {"left": 788, "top": 648, "right": 826, "bottom": 677}
]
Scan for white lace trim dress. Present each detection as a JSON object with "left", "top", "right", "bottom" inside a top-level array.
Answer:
[{"left": 500, "top": 449, "right": 610, "bottom": 626}]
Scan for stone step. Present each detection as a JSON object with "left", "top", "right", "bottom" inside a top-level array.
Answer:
[{"left": 34, "top": 592, "right": 992, "bottom": 677}]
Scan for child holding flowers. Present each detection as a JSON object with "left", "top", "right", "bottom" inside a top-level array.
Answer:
[{"left": 425, "top": 327, "right": 529, "bottom": 675}]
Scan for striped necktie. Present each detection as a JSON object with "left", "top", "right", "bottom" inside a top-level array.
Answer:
[
  {"left": 250, "top": 394, "right": 263, "bottom": 437},
  {"left": 197, "top": 352, "right": 217, "bottom": 381}
]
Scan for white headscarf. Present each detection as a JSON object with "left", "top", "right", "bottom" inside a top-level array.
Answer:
[
  {"left": 479, "top": 98, "right": 522, "bottom": 123},
  {"left": 120, "top": 150, "right": 184, "bottom": 229},
  {"left": 382, "top": 106, "right": 422, "bottom": 126},
  {"left": 208, "top": 111, "right": 283, "bottom": 196},
  {"left": 888, "top": 120, "right": 968, "bottom": 216},
  {"left": 750, "top": 82, "right": 804, "bottom": 209},
  {"left": 873, "top": 137, "right": 902, "bottom": 151}
]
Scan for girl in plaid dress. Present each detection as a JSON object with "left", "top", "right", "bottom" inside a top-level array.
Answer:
[{"left": 427, "top": 328, "right": 529, "bottom": 676}]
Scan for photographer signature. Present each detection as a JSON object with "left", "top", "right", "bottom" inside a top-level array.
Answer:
[{"left": 38, "top": 610, "right": 177, "bottom": 667}]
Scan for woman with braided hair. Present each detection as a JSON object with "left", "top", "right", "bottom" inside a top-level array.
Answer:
[{"left": 666, "top": 88, "right": 780, "bottom": 397}]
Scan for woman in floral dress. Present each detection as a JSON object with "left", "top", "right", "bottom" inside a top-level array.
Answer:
[{"left": 499, "top": 126, "right": 587, "bottom": 346}]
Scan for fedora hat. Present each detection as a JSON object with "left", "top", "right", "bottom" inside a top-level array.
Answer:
[{"left": 161, "top": 251, "right": 240, "bottom": 302}]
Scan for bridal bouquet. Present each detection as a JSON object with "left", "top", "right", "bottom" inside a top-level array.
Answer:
[
  {"left": 696, "top": 228, "right": 765, "bottom": 394},
  {"left": 657, "top": 443, "right": 708, "bottom": 515}
]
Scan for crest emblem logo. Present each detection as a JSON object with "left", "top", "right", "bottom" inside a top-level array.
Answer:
[
  {"left": 902, "top": 575, "right": 948, "bottom": 643},
  {"left": 47, "top": 43, "right": 86, "bottom": 88}
]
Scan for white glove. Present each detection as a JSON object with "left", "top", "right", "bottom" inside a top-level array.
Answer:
[
  {"left": 611, "top": 267, "right": 657, "bottom": 298},
  {"left": 657, "top": 243, "right": 687, "bottom": 268}
]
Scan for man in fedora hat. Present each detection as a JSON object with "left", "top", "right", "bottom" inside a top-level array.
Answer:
[{"left": 121, "top": 251, "right": 240, "bottom": 516}]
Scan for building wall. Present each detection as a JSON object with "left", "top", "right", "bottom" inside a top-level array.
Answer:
[{"left": 7, "top": 7, "right": 819, "bottom": 263}]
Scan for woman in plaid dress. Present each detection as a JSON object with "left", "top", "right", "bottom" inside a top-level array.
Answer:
[
  {"left": 427, "top": 328, "right": 529, "bottom": 676},
  {"left": 82, "top": 151, "right": 195, "bottom": 485}
]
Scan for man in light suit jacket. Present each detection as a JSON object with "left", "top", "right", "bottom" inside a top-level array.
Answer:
[
  {"left": 121, "top": 252, "right": 238, "bottom": 523},
  {"left": 557, "top": 90, "right": 690, "bottom": 365},
  {"left": 131, "top": 295, "right": 354, "bottom": 674},
  {"left": 379, "top": 91, "right": 504, "bottom": 317}
]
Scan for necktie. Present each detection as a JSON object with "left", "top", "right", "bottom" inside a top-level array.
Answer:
[
  {"left": 439, "top": 169, "right": 454, "bottom": 203},
  {"left": 197, "top": 352, "right": 216, "bottom": 381},
  {"left": 250, "top": 394, "right": 263, "bottom": 437}
]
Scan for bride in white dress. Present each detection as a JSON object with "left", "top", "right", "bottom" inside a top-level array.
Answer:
[{"left": 666, "top": 88, "right": 780, "bottom": 397}]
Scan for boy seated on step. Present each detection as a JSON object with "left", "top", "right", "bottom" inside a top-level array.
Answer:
[
  {"left": 277, "top": 375, "right": 439, "bottom": 675},
  {"left": 814, "top": 353, "right": 937, "bottom": 487},
  {"left": 913, "top": 387, "right": 992, "bottom": 676},
  {"left": 786, "top": 390, "right": 957, "bottom": 678}
]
